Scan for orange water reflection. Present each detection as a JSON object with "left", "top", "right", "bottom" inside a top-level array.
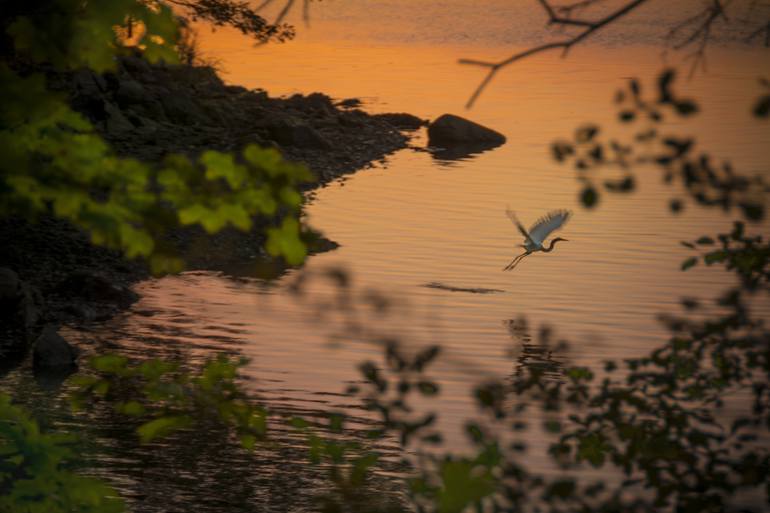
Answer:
[{"left": 89, "top": 27, "right": 769, "bottom": 456}]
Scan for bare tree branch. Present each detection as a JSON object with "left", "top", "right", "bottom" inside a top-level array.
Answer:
[
  {"left": 746, "top": 19, "right": 770, "bottom": 45},
  {"left": 460, "top": 0, "right": 649, "bottom": 108},
  {"left": 461, "top": 0, "right": 770, "bottom": 108},
  {"left": 664, "top": 0, "right": 729, "bottom": 77}
]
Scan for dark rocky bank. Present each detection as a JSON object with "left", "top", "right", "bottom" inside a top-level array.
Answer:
[{"left": 1, "top": 54, "right": 429, "bottom": 367}]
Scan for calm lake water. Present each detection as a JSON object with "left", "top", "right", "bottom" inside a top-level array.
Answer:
[{"left": 3, "top": 1, "right": 769, "bottom": 511}]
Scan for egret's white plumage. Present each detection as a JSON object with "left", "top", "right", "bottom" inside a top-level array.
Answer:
[{"left": 504, "top": 208, "right": 572, "bottom": 271}]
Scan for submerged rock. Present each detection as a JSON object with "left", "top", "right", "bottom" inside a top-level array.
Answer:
[
  {"left": 33, "top": 326, "right": 78, "bottom": 370},
  {"left": 427, "top": 114, "right": 506, "bottom": 147}
]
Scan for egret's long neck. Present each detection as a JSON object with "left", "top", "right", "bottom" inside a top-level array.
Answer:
[{"left": 541, "top": 239, "right": 563, "bottom": 253}]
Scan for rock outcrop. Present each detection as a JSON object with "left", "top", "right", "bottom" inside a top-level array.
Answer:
[
  {"left": 427, "top": 114, "right": 506, "bottom": 147},
  {"left": 1, "top": 55, "right": 422, "bottom": 365},
  {"left": 0, "top": 267, "right": 41, "bottom": 363},
  {"left": 33, "top": 326, "right": 78, "bottom": 370},
  {"left": 57, "top": 54, "right": 413, "bottom": 186}
]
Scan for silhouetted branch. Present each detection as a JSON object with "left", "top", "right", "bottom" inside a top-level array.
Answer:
[
  {"left": 664, "top": 0, "right": 729, "bottom": 77},
  {"left": 462, "top": 0, "right": 770, "bottom": 108},
  {"left": 460, "top": 0, "right": 649, "bottom": 108},
  {"left": 254, "top": 0, "right": 312, "bottom": 25},
  {"left": 164, "top": 0, "right": 313, "bottom": 43},
  {"left": 746, "top": 19, "right": 770, "bottom": 45}
]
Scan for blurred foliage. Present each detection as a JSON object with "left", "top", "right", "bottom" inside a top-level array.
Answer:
[
  {"left": 0, "top": 393, "right": 123, "bottom": 513},
  {"left": 2, "top": 3, "right": 769, "bottom": 509},
  {"left": 0, "top": 0, "right": 313, "bottom": 272},
  {"left": 551, "top": 69, "right": 769, "bottom": 220},
  {"left": 70, "top": 355, "right": 268, "bottom": 446},
  {"left": 680, "top": 221, "right": 769, "bottom": 289}
]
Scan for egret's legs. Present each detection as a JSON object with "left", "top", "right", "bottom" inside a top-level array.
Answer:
[{"left": 503, "top": 251, "right": 529, "bottom": 271}]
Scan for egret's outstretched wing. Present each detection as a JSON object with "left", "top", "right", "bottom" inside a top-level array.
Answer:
[
  {"left": 528, "top": 210, "right": 571, "bottom": 245},
  {"left": 506, "top": 207, "right": 531, "bottom": 242}
]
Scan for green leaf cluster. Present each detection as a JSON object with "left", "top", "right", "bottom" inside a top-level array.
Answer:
[
  {"left": 0, "top": 394, "right": 124, "bottom": 513},
  {"left": 2, "top": 0, "right": 313, "bottom": 273},
  {"left": 70, "top": 355, "right": 268, "bottom": 446}
]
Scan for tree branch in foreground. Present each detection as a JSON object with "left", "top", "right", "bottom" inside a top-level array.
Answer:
[{"left": 459, "top": 0, "right": 649, "bottom": 108}]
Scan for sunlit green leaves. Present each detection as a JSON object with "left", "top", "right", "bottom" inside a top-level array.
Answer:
[
  {"left": 576, "top": 432, "right": 610, "bottom": 467},
  {"left": 8, "top": 0, "right": 179, "bottom": 72},
  {"left": 201, "top": 150, "right": 244, "bottom": 187},
  {"left": 266, "top": 216, "right": 307, "bottom": 265},
  {"left": 1, "top": 65, "right": 312, "bottom": 271},
  {"left": 2, "top": 4, "right": 313, "bottom": 275},
  {"left": 436, "top": 459, "right": 497, "bottom": 513},
  {"left": 137, "top": 416, "right": 193, "bottom": 443},
  {"left": 71, "top": 354, "right": 270, "bottom": 452},
  {"left": 0, "top": 393, "right": 125, "bottom": 513}
]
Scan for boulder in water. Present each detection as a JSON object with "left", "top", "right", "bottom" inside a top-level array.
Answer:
[
  {"left": 427, "top": 114, "right": 506, "bottom": 147},
  {"left": 33, "top": 326, "right": 78, "bottom": 370}
]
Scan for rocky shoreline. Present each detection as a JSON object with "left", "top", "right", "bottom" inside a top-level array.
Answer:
[{"left": 0, "top": 55, "right": 427, "bottom": 370}]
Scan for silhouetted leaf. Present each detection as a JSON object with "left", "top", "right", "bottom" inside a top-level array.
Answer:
[
  {"left": 739, "top": 202, "right": 764, "bottom": 221},
  {"left": 545, "top": 479, "right": 576, "bottom": 499},
  {"left": 704, "top": 251, "right": 728, "bottom": 265},
  {"left": 417, "top": 381, "right": 439, "bottom": 396},
  {"left": 580, "top": 187, "right": 598, "bottom": 208},
  {"left": 552, "top": 141, "right": 574, "bottom": 162},
  {"left": 629, "top": 78, "right": 640, "bottom": 99},
  {"left": 604, "top": 176, "right": 634, "bottom": 192},
  {"left": 466, "top": 422, "right": 484, "bottom": 443},
  {"left": 681, "top": 298, "right": 700, "bottom": 310},
  {"left": 576, "top": 124, "right": 599, "bottom": 143},
  {"left": 413, "top": 345, "right": 441, "bottom": 371},
  {"left": 658, "top": 69, "right": 675, "bottom": 103},
  {"left": 681, "top": 257, "right": 698, "bottom": 271},
  {"left": 673, "top": 100, "right": 698, "bottom": 116},
  {"left": 731, "top": 221, "right": 745, "bottom": 240},
  {"left": 588, "top": 145, "right": 604, "bottom": 162},
  {"left": 753, "top": 95, "right": 770, "bottom": 118},
  {"left": 663, "top": 137, "right": 693, "bottom": 157}
]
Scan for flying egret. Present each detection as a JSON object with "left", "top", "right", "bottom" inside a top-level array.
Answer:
[{"left": 503, "top": 208, "right": 572, "bottom": 271}]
